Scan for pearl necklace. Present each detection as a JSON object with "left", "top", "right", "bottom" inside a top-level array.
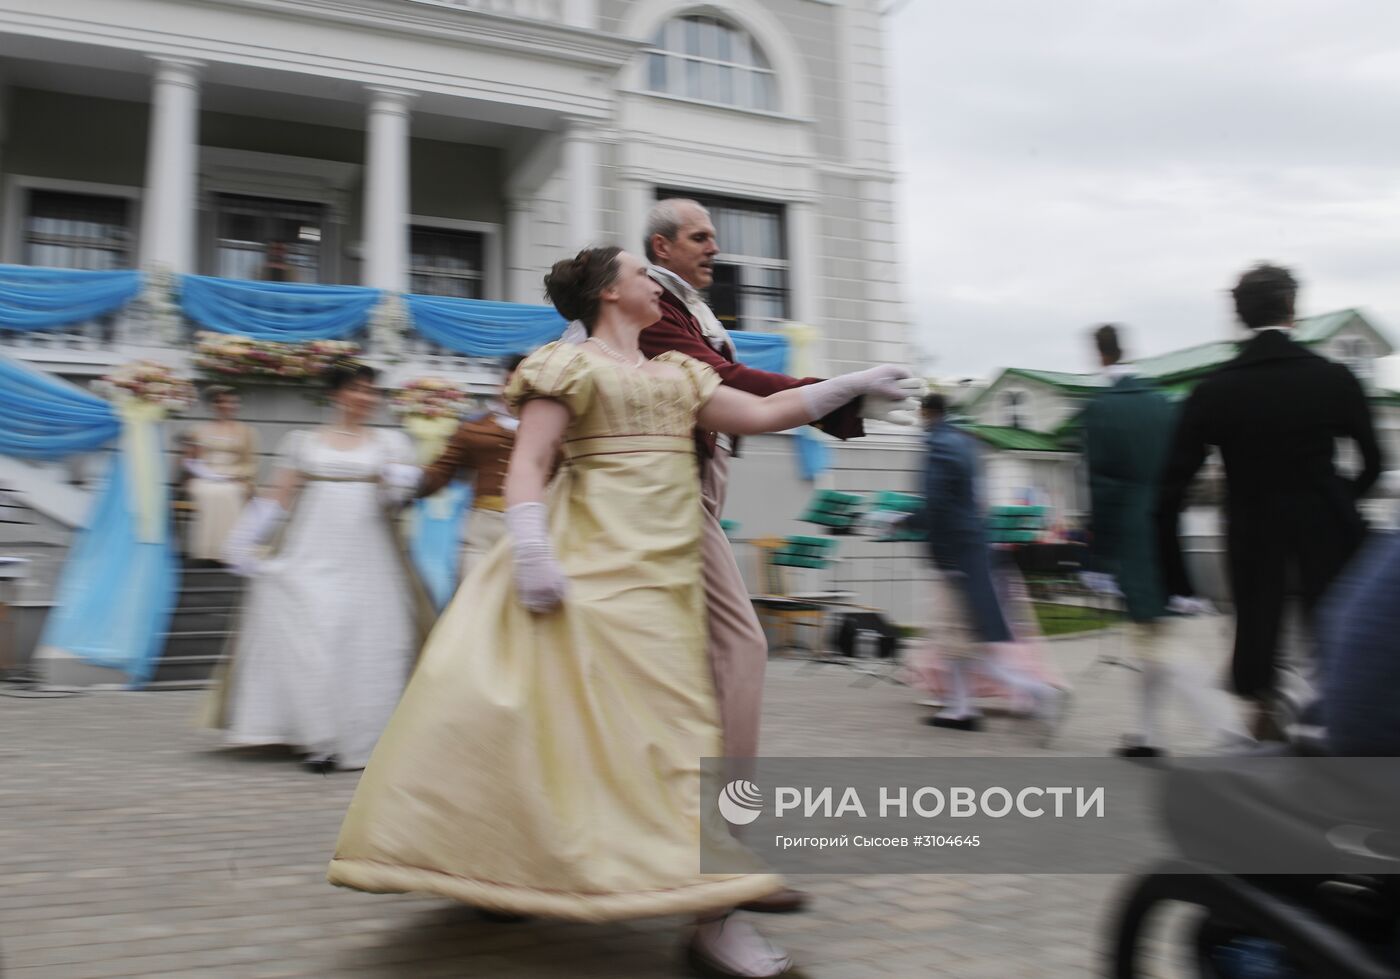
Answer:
[{"left": 589, "top": 337, "right": 644, "bottom": 367}]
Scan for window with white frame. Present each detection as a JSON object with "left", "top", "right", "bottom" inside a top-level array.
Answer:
[
  {"left": 1004, "top": 390, "right": 1027, "bottom": 429},
  {"left": 646, "top": 14, "right": 777, "bottom": 112},
  {"left": 410, "top": 226, "right": 486, "bottom": 299},
  {"left": 1336, "top": 336, "right": 1374, "bottom": 380},
  {"left": 212, "top": 193, "right": 324, "bottom": 283},
  {"left": 24, "top": 190, "right": 132, "bottom": 270},
  {"left": 659, "top": 190, "right": 788, "bottom": 331}
]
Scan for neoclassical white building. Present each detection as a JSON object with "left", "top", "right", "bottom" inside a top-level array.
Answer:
[
  {"left": 0, "top": 0, "right": 907, "bottom": 372},
  {"left": 0, "top": 0, "right": 928, "bottom": 676}
]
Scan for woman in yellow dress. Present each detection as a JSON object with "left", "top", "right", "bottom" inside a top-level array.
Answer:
[{"left": 328, "top": 247, "right": 909, "bottom": 978}]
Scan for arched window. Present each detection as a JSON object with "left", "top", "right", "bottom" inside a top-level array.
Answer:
[{"left": 646, "top": 14, "right": 777, "bottom": 112}]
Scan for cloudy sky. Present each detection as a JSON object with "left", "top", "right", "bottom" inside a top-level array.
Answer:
[{"left": 888, "top": 0, "right": 1400, "bottom": 381}]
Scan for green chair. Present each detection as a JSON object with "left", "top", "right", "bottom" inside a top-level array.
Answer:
[{"left": 796, "top": 490, "right": 866, "bottom": 534}]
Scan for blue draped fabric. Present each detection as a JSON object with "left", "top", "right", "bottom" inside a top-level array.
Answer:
[
  {"left": 179, "top": 275, "right": 380, "bottom": 340},
  {"left": 0, "top": 357, "right": 121, "bottom": 460},
  {"left": 405, "top": 294, "right": 568, "bottom": 355},
  {"left": 0, "top": 266, "right": 142, "bottom": 331},
  {"left": 730, "top": 331, "right": 790, "bottom": 374},
  {"left": 409, "top": 483, "right": 474, "bottom": 611},
  {"left": 37, "top": 443, "right": 177, "bottom": 687},
  {"left": 795, "top": 427, "right": 831, "bottom": 482},
  {"left": 0, "top": 357, "right": 174, "bottom": 685}
]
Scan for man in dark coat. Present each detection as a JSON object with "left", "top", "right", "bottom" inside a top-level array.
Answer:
[
  {"left": 905, "top": 393, "right": 1066, "bottom": 738},
  {"left": 1157, "top": 263, "right": 1382, "bottom": 737},
  {"left": 1083, "top": 325, "right": 1241, "bottom": 757}
]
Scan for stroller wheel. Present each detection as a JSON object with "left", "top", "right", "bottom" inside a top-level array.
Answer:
[{"left": 1193, "top": 916, "right": 1244, "bottom": 978}]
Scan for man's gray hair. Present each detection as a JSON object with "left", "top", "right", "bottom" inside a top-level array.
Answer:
[{"left": 645, "top": 198, "right": 709, "bottom": 262}]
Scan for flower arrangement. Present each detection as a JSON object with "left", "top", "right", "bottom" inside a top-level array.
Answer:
[
  {"left": 192, "top": 332, "right": 361, "bottom": 384},
  {"left": 390, "top": 377, "right": 472, "bottom": 420},
  {"left": 94, "top": 361, "right": 197, "bottom": 412}
]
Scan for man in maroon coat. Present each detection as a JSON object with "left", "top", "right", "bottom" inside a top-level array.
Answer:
[{"left": 638, "top": 198, "right": 919, "bottom": 914}]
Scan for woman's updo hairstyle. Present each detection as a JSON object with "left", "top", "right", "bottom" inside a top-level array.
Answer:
[
  {"left": 325, "top": 359, "right": 379, "bottom": 393},
  {"left": 543, "top": 246, "right": 622, "bottom": 332}
]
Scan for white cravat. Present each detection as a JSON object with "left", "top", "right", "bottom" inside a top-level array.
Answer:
[{"left": 649, "top": 265, "right": 735, "bottom": 358}]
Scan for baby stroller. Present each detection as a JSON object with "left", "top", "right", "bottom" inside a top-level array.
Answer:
[{"left": 1108, "top": 715, "right": 1400, "bottom": 979}]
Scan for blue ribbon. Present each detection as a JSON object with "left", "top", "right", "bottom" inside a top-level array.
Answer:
[
  {"left": 179, "top": 275, "right": 381, "bottom": 340},
  {"left": 404, "top": 294, "right": 569, "bottom": 355},
  {"left": 0, "top": 266, "right": 142, "bottom": 331},
  {"left": 0, "top": 356, "right": 121, "bottom": 460},
  {"left": 730, "top": 331, "right": 790, "bottom": 374}
]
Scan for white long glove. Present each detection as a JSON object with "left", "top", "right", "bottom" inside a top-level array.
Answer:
[
  {"left": 184, "top": 458, "right": 232, "bottom": 482},
  {"left": 379, "top": 462, "right": 424, "bottom": 506},
  {"left": 222, "top": 497, "right": 285, "bottom": 577},
  {"left": 505, "top": 502, "right": 569, "bottom": 613},
  {"left": 799, "top": 365, "right": 914, "bottom": 422},
  {"left": 859, "top": 377, "right": 925, "bottom": 426}
]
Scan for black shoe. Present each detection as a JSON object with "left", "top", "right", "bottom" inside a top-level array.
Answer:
[
  {"left": 925, "top": 715, "right": 982, "bottom": 732},
  {"left": 1115, "top": 744, "right": 1163, "bottom": 759},
  {"left": 477, "top": 909, "right": 530, "bottom": 924}
]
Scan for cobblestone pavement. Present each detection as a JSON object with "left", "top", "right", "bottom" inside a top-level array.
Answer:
[{"left": 1, "top": 617, "right": 1240, "bottom": 978}]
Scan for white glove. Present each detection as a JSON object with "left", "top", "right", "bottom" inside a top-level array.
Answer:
[
  {"left": 799, "top": 365, "right": 913, "bottom": 422},
  {"left": 378, "top": 462, "right": 423, "bottom": 506},
  {"left": 1167, "top": 595, "right": 1216, "bottom": 616},
  {"left": 858, "top": 510, "right": 907, "bottom": 537},
  {"left": 859, "top": 377, "right": 925, "bottom": 426},
  {"left": 1079, "top": 571, "right": 1122, "bottom": 597},
  {"left": 222, "top": 497, "right": 285, "bottom": 577},
  {"left": 184, "top": 458, "right": 231, "bottom": 482},
  {"left": 504, "top": 502, "right": 568, "bottom": 613}
]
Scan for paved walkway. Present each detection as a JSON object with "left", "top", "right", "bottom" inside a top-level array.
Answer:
[{"left": 1, "top": 618, "right": 1240, "bottom": 978}]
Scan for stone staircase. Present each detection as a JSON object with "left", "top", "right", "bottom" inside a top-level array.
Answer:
[{"left": 149, "top": 562, "right": 245, "bottom": 688}]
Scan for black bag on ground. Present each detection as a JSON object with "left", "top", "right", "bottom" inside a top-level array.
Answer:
[{"left": 830, "top": 611, "right": 900, "bottom": 659}]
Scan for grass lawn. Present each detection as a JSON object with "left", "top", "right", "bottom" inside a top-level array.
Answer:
[{"left": 1033, "top": 601, "right": 1118, "bottom": 637}]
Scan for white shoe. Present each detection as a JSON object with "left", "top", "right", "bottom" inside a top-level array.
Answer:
[
  {"left": 688, "top": 916, "right": 794, "bottom": 978},
  {"left": 1035, "top": 686, "right": 1072, "bottom": 748}
]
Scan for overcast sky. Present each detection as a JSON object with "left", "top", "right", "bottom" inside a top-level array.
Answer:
[{"left": 888, "top": 0, "right": 1400, "bottom": 381}]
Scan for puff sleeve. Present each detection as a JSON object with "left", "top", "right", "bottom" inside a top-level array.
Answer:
[{"left": 504, "top": 342, "right": 595, "bottom": 420}]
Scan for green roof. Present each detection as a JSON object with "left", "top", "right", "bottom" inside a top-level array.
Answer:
[
  {"left": 1133, "top": 340, "right": 1242, "bottom": 383},
  {"left": 978, "top": 309, "right": 1381, "bottom": 403},
  {"left": 963, "top": 424, "right": 1069, "bottom": 453},
  {"left": 998, "top": 367, "right": 1104, "bottom": 393},
  {"left": 1293, "top": 308, "right": 1362, "bottom": 343}
]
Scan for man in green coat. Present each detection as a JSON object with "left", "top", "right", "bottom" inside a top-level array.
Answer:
[{"left": 1082, "top": 325, "right": 1239, "bottom": 757}]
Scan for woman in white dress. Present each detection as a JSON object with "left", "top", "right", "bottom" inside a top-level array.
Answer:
[
  {"left": 213, "top": 362, "right": 422, "bottom": 772},
  {"left": 185, "top": 386, "right": 258, "bottom": 563}
]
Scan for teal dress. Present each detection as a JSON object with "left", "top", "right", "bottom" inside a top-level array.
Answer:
[{"left": 1081, "top": 375, "right": 1177, "bottom": 623}]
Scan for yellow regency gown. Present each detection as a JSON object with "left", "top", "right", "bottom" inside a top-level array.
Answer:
[{"left": 328, "top": 342, "right": 782, "bottom": 920}]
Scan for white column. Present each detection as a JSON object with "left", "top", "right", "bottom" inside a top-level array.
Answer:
[
  {"left": 505, "top": 198, "right": 533, "bottom": 303},
  {"left": 139, "top": 58, "right": 202, "bottom": 274},
  {"left": 561, "top": 119, "right": 599, "bottom": 251},
  {"left": 786, "top": 201, "right": 817, "bottom": 326},
  {"left": 621, "top": 180, "right": 652, "bottom": 258},
  {"left": 363, "top": 87, "right": 413, "bottom": 292}
]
